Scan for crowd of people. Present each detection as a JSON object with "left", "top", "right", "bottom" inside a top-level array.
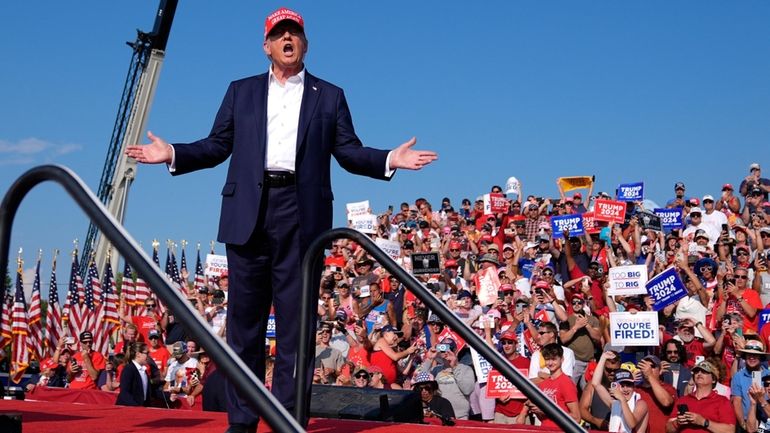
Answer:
[{"left": 7, "top": 162, "right": 770, "bottom": 432}]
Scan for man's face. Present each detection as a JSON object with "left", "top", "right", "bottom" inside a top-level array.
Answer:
[
  {"left": 537, "top": 327, "right": 555, "bottom": 345},
  {"left": 746, "top": 353, "right": 763, "bottom": 369},
  {"left": 677, "top": 325, "right": 695, "bottom": 343},
  {"left": 735, "top": 270, "right": 749, "bottom": 289},
  {"left": 676, "top": 187, "right": 685, "bottom": 198},
  {"left": 501, "top": 337, "right": 516, "bottom": 355},
  {"left": 149, "top": 335, "right": 161, "bottom": 348},
  {"left": 124, "top": 328, "right": 137, "bottom": 342},
  {"left": 263, "top": 21, "right": 307, "bottom": 72},
  {"left": 220, "top": 277, "right": 229, "bottom": 291},
  {"left": 689, "top": 212, "right": 702, "bottom": 226},
  {"left": 664, "top": 344, "right": 680, "bottom": 363},
  {"left": 319, "top": 328, "right": 331, "bottom": 343},
  {"left": 186, "top": 341, "right": 197, "bottom": 354},
  {"left": 703, "top": 199, "right": 714, "bottom": 210},
  {"left": 544, "top": 355, "right": 562, "bottom": 373}
]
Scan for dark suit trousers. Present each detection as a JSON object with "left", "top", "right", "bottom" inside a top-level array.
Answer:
[{"left": 225, "top": 183, "right": 310, "bottom": 425}]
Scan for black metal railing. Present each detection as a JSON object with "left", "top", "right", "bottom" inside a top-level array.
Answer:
[
  {"left": 295, "top": 228, "right": 584, "bottom": 433},
  {"left": 0, "top": 165, "right": 303, "bottom": 433}
]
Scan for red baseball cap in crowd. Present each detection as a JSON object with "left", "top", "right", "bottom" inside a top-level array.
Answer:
[
  {"left": 480, "top": 234, "right": 494, "bottom": 243},
  {"left": 573, "top": 192, "right": 582, "bottom": 199},
  {"left": 264, "top": 7, "right": 304, "bottom": 38},
  {"left": 444, "top": 259, "right": 458, "bottom": 268},
  {"left": 722, "top": 183, "right": 734, "bottom": 191},
  {"left": 449, "top": 240, "right": 462, "bottom": 250},
  {"left": 535, "top": 280, "right": 550, "bottom": 289}
]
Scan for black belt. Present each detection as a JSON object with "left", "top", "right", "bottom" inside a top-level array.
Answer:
[{"left": 264, "top": 171, "right": 296, "bottom": 188}]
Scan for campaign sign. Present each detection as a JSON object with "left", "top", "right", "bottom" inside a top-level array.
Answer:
[
  {"left": 205, "top": 254, "right": 228, "bottom": 277},
  {"left": 637, "top": 211, "right": 663, "bottom": 232},
  {"left": 759, "top": 309, "right": 770, "bottom": 332},
  {"left": 608, "top": 265, "right": 649, "bottom": 296},
  {"left": 437, "top": 327, "right": 467, "bottom": 353},
  {"left": 351, "top": 214, "right": 377, "bottom": 234},
  {"left": 474, "top": 266, "right": 500, "bottom": 306},
  {"left": 618, "top": 182, "right": 644, "bottom": 202},
  {"left": 609, "top": 311, "right": 659, "bottom": 346},
  {"left": 594, "top": 199, "right": 627, "bottom": 224},
  {"left": 484, "top": 193, "right": 508, "bottom": 214},
  {"left": 551, "top": 214, "right": 585, "bottom": 238},
  {"left": 266, "top": 314, "right": 276, "bottom": 338},
  {"left": 486, "top": 368, "right": 529, "bottom": 399},
  {"left": 582, "top": 212, "right": 601, "bottom": 234},
  {"left": 375, "top": 238, "right": 401, "bottom": 261},
  {"left": 411, "top": 252, "right": 440, "bottom": 275},
  {"left": 346, "top": 200, "right": 370, "bottom": 218},
  {"left": 646, "top": 266, "right": 687, "bottom": 311},
  {"left": 470, "top": 347, "right": 494, "bottom": 383},
  {"left": 654, "top": 208, "right": 684, "bottom": 229}
]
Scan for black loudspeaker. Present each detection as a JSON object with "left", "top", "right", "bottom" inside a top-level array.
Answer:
[
  {"left": 309, "top": 385, "right": 423, "bottom": 423},
  {"left": 0, "top": 412, "right": 22, "bottom": 433}
]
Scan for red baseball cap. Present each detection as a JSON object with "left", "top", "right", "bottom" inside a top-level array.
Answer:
[
  {"left": 264, "top": 7, "right": 304, "bottom": 38},
  {"left": 722, "top": 183, "right": 734, "bottom": 191},
  {"left": 449, "top": 241, "right": 462, "bottom": 250},
  {"left": 480, "top": 234, "right": 494, "bottom": 243},
  {"left": 573, "top": 192, "right": 582, "bottom": 199},
  {"left": 535, "top": 280, "right": 550, "bottom": 289},
  {"left": 444, "top": 259, "right": 459, "bottom": 268}
]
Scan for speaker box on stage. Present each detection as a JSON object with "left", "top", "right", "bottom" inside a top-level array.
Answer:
[
  {"left": 0, "top": 412, "right": 22, "bottom": 433},
  {"left": 309, "top": 384, "right": 423, "bottom": 423}
]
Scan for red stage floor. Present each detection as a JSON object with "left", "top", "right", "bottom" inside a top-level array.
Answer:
[{"left": 0, "top": 399, "right": 564, "bottom": 433}]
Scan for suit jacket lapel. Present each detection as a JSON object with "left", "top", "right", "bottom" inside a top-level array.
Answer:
[{"left": 296, "top": 71, "right": 321, "bottom": 154}]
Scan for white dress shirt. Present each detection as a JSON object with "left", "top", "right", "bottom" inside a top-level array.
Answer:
[{"left": 132, "top": 359, "right": 148, "bottom": 400}]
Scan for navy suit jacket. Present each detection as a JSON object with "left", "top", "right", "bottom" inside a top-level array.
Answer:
[
  {"left": 116, "top": 362, "right": 150, "bottom": 407},
  {"left": 173, "top": 71, "right": 391, "bottom": 247}
]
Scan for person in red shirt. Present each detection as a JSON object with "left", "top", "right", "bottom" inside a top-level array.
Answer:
[
  {"left": 68, "top": 331, "right": 106, "bottom": 390},
  {"left": 515, "top": 343, "right": 580, "bottom": 427},
  {"left": 119, "top": 296, "right": 167, "bottom": 343},
  {"left": 717, "top": 267, "right": 762, "bottom": 333},
  {"left": 493, "top": 330, "right": 531, "bottom": 424},
  {"left": 665, "top": 361, "right": 736, "bottom": 433},
  {"left": 147, "top": 329, "right": 171, "bottom": 378}
]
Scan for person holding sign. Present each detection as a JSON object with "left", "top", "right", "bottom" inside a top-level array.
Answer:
[
  {"left": 493, "top": 329, "right": 531, "bottom": 424},
  {"left": 591, "top": 352, "right": 650, "bottom": 433}
]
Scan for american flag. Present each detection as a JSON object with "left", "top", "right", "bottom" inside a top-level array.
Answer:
[
  {"left": 0, "top": 289, "right": 12, "bottom": 350},
  {"left": 122, "top": 260, "right": 136, "bottom": 316},
  {"left": 82, "top": 260, "right": 98, "bottom": 332},
  {"left": 170, "top": 248, "right": 186, "bottom": 296},
  {"left": 27, "top": 258, "right": 44, "bottom": 361},
  {"left": 194, "top": 249, "right": 206, "bottom": 294},
  {"left": 44, "top": 256, "right": 63, "bottom": 358},
  {"left": 66, "top": 251, "right": 88, "bottom": 341},
  {"left": 10, "top": 261, "right": 30, "bottom": 383},
  {"left": 94, "top": 261, "right": 119, "bottom": 356},
  {"left": 87, "top": 259, "right": 102, "bottom": 308},
  {"left": 180, "top": 247, "right": 190, "bottom": 296}
]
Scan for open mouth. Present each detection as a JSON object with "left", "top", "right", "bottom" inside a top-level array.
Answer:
[{"left": 283, "top": 43, "right": 294, "bottom": 55}]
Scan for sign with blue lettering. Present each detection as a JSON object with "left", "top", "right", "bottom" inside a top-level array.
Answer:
[
  {"left": 609, "top": 312, "right": 659, "bottom": 346},
  {"left": 618, "top": 182, "right": 644, "bottom": 202},
  {"left": 759, "top": 309, "right": 770, "bottom": 332},
  {"left": 267, "top": 314, "right": 276, "bottom": 338},
  {"left": 654, "top": 208, "right": 684, "bottom": 229},
  {"left": 551, "top": 214, "right": 585, "bottom": 239},
  {"left": 646, "top": 267, "right": 687, "bottom": 311}
]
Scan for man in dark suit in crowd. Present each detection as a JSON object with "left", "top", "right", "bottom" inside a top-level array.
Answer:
[{"left": 126, "top": 7, "right": 437, "bottom": 432}]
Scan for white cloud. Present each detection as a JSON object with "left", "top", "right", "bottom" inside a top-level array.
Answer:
[{"left": 0, "top": 137, "right": 83, "bottom": 165}]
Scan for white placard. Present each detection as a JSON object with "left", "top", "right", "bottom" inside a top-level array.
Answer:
[
  {"left": 609, "top": 311, "right": 659, "bottom": 346},
  {"left": 205, "top": 254, "right": 228, "bottom": 277},
  {"left": 607, "top": 265, "right": 649, "bottom": 296},
  {"left": 346, "top": 200, "right": 370, "bottom": 218},
  {"left": 351, "top": 214, "right": 377, "bottom": 234},
  {"left": 470, "top": 347, "right": 494, "bottom": 384},
  {"left": 375, "top": 238, "right": 401, "bottom": 261}
]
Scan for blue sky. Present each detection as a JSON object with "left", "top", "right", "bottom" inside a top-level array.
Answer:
[{"left": 2, "top": 1, "right": 769, "bottom": 298}]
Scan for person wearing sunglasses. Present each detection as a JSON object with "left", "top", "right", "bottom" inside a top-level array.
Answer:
[
  {"left": 660, "top": 339, "right": 693, "bottom": 397},
  {"left": 666, "top": 361, "right": 735, "bottom": 433},
  {"left": 493, "top": 330, "right": 532, "bottom": 424},
  {"left": 591, "top": 352, "right": 650, "bottom": 433},
  {"left": 529, "top": 322, "right": 575, "bottom": 384},
  {"left": 718, "top": 267, "right": 762, "bottom": 333},
  {"left": 119, "top": 296, "right": 168, "bottom": 344},
  {"left": 351, "top": 367, "right": 370, "bottom": 388},
  {"left": 412, "top": 372, "right": 455, "bottom": 422}
]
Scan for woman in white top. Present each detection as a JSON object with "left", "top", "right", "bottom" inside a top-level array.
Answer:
[{"left": 591, "top": 351, "right": 649, "bottom": 433}]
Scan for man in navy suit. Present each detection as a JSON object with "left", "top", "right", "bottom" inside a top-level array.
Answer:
[{"left": 126, "top": 7, "right": 437, "bottom": 432}]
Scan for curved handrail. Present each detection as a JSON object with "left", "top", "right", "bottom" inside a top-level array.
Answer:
[
  {"left": 295, "top": 228, "right": 584, "bottom": 433},
  {"left": 0, "top": 165, "right": 304, "bottom": 433}
]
